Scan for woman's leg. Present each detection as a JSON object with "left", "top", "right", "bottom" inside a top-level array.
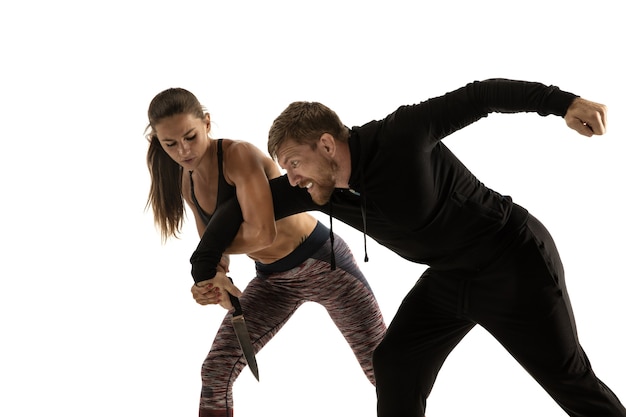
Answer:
[
  {"left": 308, "top": 234, "right": 387, "bottom": 384},
  {"left": 198, "top": 274, "right": 306, "bottom": 417}
]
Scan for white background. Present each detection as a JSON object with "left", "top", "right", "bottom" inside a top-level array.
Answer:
[{"left": 1, "top": 1, "right": 624, "bottom": 416}]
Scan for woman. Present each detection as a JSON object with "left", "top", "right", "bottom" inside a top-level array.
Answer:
[{"left": 145, "top": 88, "right": 386, "bottom": 417}]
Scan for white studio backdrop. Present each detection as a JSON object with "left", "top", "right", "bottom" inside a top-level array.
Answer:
[{"left": 0, "top": 1, "right": 624, "bottom": 416}]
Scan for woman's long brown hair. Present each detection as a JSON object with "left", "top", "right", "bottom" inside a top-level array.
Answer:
[{"left": 145, "top": 88, "right": 206, "bottom": 242}]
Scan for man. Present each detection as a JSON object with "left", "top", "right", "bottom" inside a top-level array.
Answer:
[{"left": 191, "top": 79, "right": 625, "bottom": 417}]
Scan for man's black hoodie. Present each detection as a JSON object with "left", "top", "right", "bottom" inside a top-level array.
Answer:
[{"left": 190, "top": 79, "right": 578, "bottom": 282}]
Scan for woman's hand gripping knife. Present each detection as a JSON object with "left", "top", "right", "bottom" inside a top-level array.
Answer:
[{"left": 191, "top": 255, "right": 242, "bottom": 310}]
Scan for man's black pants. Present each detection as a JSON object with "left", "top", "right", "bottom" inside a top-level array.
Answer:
[{"left": 373, "top": 214, "right": 626, "bottom": 417}]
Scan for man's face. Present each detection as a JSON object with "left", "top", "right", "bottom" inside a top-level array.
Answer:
[{"left": 276, "top": 138, "right": 337, "bottom": 205}]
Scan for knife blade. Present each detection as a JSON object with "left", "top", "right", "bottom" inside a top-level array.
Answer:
[{"left": 228, "top": 291, "right": 260, "bottom": 381}]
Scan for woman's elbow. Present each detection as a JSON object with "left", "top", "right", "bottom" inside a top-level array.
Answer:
[
  {"left": 257, "top": 225, "right": 277, "bottom": 248},
  {"left": 244, "top": 222, "right": 276, "bottom": 249}
]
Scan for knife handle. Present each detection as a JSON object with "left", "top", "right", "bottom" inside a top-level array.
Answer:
[
  {"left": 226, "top": 276, "right": 243, "bottom": 316},
  {"left": 228, "top": 292, "right": 243, "bottom": 316}
]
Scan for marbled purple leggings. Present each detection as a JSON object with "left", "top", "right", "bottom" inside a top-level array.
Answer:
[{"left": 198, "top": 225, "right": 386, "bottom": 417}]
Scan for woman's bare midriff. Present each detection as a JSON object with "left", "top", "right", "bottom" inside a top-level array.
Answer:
[{"left": 246, "top": 212, "right": 319, "bottom": 264}]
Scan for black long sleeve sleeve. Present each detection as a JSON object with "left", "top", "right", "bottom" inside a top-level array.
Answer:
[{"left": 189, "top": 175, "right": 316, "bottom": 282}]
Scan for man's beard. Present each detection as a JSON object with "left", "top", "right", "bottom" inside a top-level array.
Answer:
[
  {"left": 311, "top": 181, "right": 334, "bottom": 205},
  {"left": 309, "top": 158, "right": 337, "bottom": 205}
]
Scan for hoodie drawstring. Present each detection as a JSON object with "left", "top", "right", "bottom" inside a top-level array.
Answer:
[
  {"left": 361, "top": 189, "right": 369, "bottom": 263},
  {"left": 328, "top": 188, "right": 369, "bottom": 270},
  {"left": 329, "top": 200, "right": 336, "bottom": 270},
  {"left": 328, "top": 156, "right": 370, "bottom": 270},
  {"left": 360, "top": 161, "right": 369, "bottom": 263}
]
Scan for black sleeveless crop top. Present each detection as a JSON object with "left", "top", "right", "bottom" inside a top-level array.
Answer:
[{"left": 189, "top": 139, "right": 236, "bottom": 226}]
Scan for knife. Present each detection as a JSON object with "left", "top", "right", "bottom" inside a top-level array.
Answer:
[{"left": 227, "top": 290, "right": 260, "bottom": 381}]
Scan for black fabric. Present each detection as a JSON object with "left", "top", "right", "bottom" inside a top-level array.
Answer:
[
  {"left": 254, "top": 221, "right": 329, "bottom": 274},
  {"left": 189, "top": 171, "right": 211, "bottom": 226},
  {"left": 372, "top": 215, "right": 626, "bottom": 417},
  {"left": 190, "top": 79, "right": 577, "bottom": 276},
  {"left": 189, "top": 139, "right": 237, "bottom": 283},
  {"left": 189, "top": 139, "right": 236, "bottom": 227},
  {"left": 188, "top": 79, "right": 626, "bottom": 416}
]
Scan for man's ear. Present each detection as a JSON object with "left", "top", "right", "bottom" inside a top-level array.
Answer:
[{"left": 319, "top": 133, "right": 336, "bottom": 156}]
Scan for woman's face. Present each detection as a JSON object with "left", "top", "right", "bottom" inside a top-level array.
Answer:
[{"left": 154, "top": 113, "right": 210, "bottom": 171}]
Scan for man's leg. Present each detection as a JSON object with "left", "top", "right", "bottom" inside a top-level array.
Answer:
[
  {"left": 474, "top": 215, "right": 626, "bottom": 417},
  {"left": 373, "top": 269, "right": 475, "bottom": 417}
]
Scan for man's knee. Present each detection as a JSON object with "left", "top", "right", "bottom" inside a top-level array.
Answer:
[{"left": 373, "top": 336, "right": 406, "bottom": 373}]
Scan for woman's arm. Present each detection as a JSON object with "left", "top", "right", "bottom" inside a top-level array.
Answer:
[
  {"left": 219, "top": 141, "right": 278, "bottom": 255},
  {"left": 190, "top": 174, "right": 316, "bottom": 283}
]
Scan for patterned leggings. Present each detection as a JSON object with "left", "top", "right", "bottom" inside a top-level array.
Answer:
[{"left": 198, "top": 228, "right": 386, "bottom": 417}]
